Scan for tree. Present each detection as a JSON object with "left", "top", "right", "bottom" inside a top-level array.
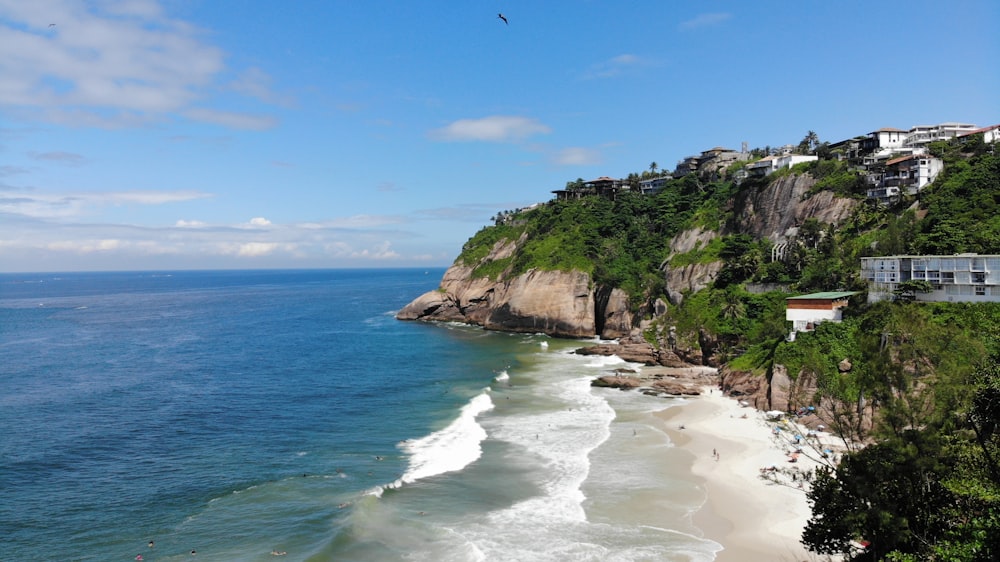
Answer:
[
  {"left": 892, "top": 280, "right": 933, "bottom": 302},
  {"left": 798, "top": 130, "right": 820, "bottom": 154},
  {"left": 649, "top": 161, "right": 658, "bottom": 175}
]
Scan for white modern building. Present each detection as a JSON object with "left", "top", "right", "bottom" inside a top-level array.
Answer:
[
  {"left": 860, "top": 254, "right": 1000, "bottom": 303},
  {"left": 785, "top": 291, "right": 857, "bottom": 340},
  {"left": 904, "top": 122, "right": 979, "bottom": 147},
  {"left": 747, "top": 154, "right": 818, "bottom": 177}
]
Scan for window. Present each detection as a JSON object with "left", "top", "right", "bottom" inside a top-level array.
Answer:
[{"left": 976, "top": 286, "right": 986, "bottom": 296}]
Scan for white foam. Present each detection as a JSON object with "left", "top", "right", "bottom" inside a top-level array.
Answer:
[
  {"left": 492, "top": 369, "right": 510, "bottom": 384},
  {"left": 397, "top": 392, "right": 494, "bottom": 484}
]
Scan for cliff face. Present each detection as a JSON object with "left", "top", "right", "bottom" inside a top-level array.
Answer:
[
  {"left": 731, "top": 173, "right": 859, "bottom": 243},
  {"left": 661, "top": 174, "right": 860, "bottom": 305},
  {"left": 398, "top": 172, "right": 860, "bottom": 339},
  {"left": 396, "top": 263, "right": 633, "bottom": 338}
]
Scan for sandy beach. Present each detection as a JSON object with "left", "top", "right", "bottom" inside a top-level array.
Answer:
[{"left": 656, "top": 380, "right": 842, "bottom": 562}]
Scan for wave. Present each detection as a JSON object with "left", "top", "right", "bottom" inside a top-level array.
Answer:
[{"left": 394, "top": 392, "right": 495, "bottom": 486}]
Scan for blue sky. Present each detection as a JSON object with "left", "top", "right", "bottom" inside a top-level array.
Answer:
[{"left": 1, "top": 0, "right": 997, "bottom": 272}]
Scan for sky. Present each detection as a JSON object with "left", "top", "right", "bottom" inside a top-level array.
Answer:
[{"left": 1, "top": 1, "right": 998, "bottom": 272}]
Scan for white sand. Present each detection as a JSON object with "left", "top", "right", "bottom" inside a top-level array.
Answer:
[{"left": 658, "top": 385, "right": 841, "bottom": 562}]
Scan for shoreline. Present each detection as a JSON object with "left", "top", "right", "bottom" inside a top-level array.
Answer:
[{"left": 641, "top": 370, "right": 837, "bottom": 561}]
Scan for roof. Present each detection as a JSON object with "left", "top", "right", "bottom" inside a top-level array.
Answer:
[
  {"left": 886, "top": 154, "right": 922, "bottom": 166},
  {"left": 958, "top": 123, "right": 1000, "bottom": 137},
  {"left": 786, "top": 291, "right": 858, "bottom": 301},
  {"left": 873, "top": 127, "right": 907, "bottom": 133}
]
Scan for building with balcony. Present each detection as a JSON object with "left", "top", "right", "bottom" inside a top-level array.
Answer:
[
  {"left": 860, "top": 254, "right": 1000, "bottom": 303},
  {"left": 904, "top": 122, "right": 979, "bottom": 147}
]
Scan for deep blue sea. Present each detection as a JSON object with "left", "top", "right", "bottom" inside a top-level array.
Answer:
[{"left": 0, "top": 269, "right": 719, "bottom": 561}]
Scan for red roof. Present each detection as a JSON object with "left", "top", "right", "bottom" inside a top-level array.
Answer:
[
  {"left": 957, "top": 123, "right": 1000, "bottom": 137},
  {"left": 886, "top": 154, "right": 919, "bottom": 166}
]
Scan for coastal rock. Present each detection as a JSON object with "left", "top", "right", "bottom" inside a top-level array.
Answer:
[
  {"left": 398, "top": 265, "right": 603, "bottom": 337},
  {"left": 591, "top": 365, "right": 716, "bottom": 396},
  {"left": 575, "top": 341, "right": 659, "bottom": 365},
  {"left": 574, "top": 336, "right": 704, "bottom": 368},
  {"left": 650, "top": 379, "right": 702, "bottom": 396},
  {"left": 591, "top": 375, "right": 642, "bottom": 389},
  {"left": 768, "top": 364, "right": 793, "bottom": 413}
]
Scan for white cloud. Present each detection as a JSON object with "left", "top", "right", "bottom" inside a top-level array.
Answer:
[
  {"left": 551, "top": 147, "right": 603, "bottom": 166},
  {"left": 429, "top": 116, "right": 551, "bottom": 142},
  {"left": 47, "top": 238, "right": 121, "bottom": 253},
  {"left": 183, "top": 108, "right": 278, "bottom": 130},
  {"left": 249, "top": 217, "right": 272, "bottom": 227},
  {"left": 0, "top": 189, "right": 211, "bottom": 218},
  {"left": 175, "top": 219, "right": 206, "bottom": 227},
  {"left": 582, "top": 54, "right": 646, "bottom": 79},
  {"left": 236, "top": 242, "right": 281, "bottom": 257},
  {"left": 227, "top": 67, "right": 292, "bottom": 107},
  {"left": 0, "top": 0, "right": 280, "bottom": 129},
  {"left": 679, "top": 12, "right": 733, "bottom": 30}
]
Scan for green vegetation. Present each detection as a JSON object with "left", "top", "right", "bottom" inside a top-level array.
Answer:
[
  {"left": 457, "top": 172, "right": 737, "bottom": 299},
  {"left": 451, "top": 134, "right": 1000, "bottom": 560}
]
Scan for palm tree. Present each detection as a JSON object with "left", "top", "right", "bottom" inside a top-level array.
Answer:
[{"left": 649, "top": 162, "right": 658, "bottom": 175}]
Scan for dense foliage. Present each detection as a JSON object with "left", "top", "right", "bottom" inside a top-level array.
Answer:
[
  {"left": 454, "top": 135, "right": 1000, "bottom": 559},
  {"left": 458, "top": 173, "right": 739, "bottom": 302}
]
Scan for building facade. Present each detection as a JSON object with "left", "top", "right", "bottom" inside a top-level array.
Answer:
[
  {"left": 860, "top": 254, "right": 1000, "bottom": 303},
  {"left": 785, "top": 291, "right": 857, "bottom": 339}
]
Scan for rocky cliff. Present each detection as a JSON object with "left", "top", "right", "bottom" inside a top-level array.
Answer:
[
  {"left": 661, "top": 173, "right": 859, "bottom": 305},
  {"left": 398, "top": 171, "right": 860, "bottom": 339},
  {"left": 397, "top": 256, "right": 635, "bottom": 338}
]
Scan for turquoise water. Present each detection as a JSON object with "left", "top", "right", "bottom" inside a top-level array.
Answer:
[{"left": 0, "top": 269, "right": 718, "bottom": 561}]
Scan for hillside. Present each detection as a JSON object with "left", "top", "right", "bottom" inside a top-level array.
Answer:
[{"left": 398, "top": 137, "right": 1000, "bottom": 561}]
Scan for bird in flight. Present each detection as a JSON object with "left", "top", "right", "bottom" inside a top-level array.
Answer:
[{"left": 497, "top": 13, "right": 508, "bottom": 25}]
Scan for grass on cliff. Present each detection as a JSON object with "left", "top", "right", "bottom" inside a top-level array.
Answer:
[{"left": 456, "top": 173, "right": 739, "bottom": 301}]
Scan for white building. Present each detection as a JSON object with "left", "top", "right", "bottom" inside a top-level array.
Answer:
[
  {"left": 866, "top": 154, "right": 944, "bottom": 202},
  {"left": 785, "top": 291, "right": 856, "bottom": 339},
  {"left": 958, "top": 124, "right": 1000, "bottom": 144},
  {"left": 861, "top": 254, "right": 1000, "bottom": 303},
  {"left": 638, "top": 176, "right": 668, "bottom": 194},
  {"left": 904, "top": 122, "right": 979, "bottom": 147},
  {"left": 747, "top": 154, "right": 818, "bottom": 177},
  {"left": 861, "top": 127, "right": 908, "bottom": 154}
]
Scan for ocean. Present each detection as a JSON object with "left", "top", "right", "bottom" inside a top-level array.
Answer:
[{"left": 0, "top": 269, "right": 720, "bottom": 561}]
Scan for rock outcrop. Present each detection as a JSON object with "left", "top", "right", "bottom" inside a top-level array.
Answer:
[
  {"left": 731, "top": 174, "right": 859, "bottom": 243},
  {"left": 590, "top": 364, "right": 718, "bottom": 396},
  {"left": 397, "top": 264, "right": 634, "bottom": 339},
  {"left": 659, "top": 175, "right": 859, "bottom": 306},
  {"left": 399, "top": 171, "right": 860, "bottom": 340}
]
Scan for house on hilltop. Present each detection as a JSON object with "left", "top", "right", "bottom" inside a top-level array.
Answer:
[
  {"left": 552, "top": 176, "right": 628, "bottom": 201},
  {"left": 958, "top": 124, "right": 1000, "bottom": 144},
  {"left": 860, "top": 127, "right": 908, "bottom": 155},
  {"left": 697, "top": 146, "right": 750, "bottom": 179},
  {"left": 747, "top": 153, "right": 818, "bottom": 177},
  {"left": 865, "top": 154, "right": 944, "bottom": 203},
  {"left": 904, "top": 122, "right": 979, "bottom": 147}
]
